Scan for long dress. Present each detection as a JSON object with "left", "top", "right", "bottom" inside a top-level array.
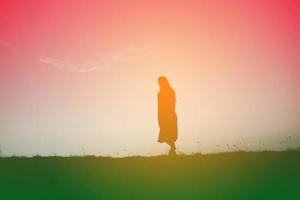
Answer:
[{"left": 157, "top": 89, "right": 178, "bottom": 143}]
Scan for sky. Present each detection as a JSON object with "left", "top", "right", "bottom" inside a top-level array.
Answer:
[{"left": 0, "top": 0, "right": 300, "bottom": 156}]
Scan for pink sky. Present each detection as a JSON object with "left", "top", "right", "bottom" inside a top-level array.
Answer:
[{"left": 0, "top": 0, "right": 300, "bottom": 156}]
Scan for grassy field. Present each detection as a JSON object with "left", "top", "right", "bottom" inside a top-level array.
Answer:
[{"left": 0, "top": 151, "right": 299, "bottom": 200}]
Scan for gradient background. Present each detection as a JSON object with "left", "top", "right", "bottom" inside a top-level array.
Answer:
[{"left": 0, "top": 0, "right": 300, "bottom": 156}]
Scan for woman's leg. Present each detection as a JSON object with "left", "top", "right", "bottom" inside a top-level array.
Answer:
[{"left": 167, "top": 141, "right": 176, "bottom": 155}]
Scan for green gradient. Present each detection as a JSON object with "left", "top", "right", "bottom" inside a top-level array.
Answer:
[{"left": 0, "top": 151, "right": 299, "bottom": 200}]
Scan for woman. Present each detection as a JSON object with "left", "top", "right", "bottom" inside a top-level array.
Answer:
[{"left": 157, "top": 76, "right": 178, "bottom": 155}]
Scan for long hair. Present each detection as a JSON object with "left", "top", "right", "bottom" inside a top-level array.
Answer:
[{"left": 158, "top": 76, "right": 176, "bottom": 101}]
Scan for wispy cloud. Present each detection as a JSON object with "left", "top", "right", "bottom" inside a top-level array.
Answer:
[
  {"left": 37, "top": 56, "right": 107, "bottom": 73},
  {"left": 37, "top": 43, "right": 154, "bottom": 73}
]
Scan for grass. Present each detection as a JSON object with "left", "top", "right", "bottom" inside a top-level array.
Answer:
[{"left": 0, "top": 151, "right": 299, "bottom": 200}]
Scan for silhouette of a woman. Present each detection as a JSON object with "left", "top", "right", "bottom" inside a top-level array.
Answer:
[{"left": 157, "top": 76, "right": 178, "bottom": 155}]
